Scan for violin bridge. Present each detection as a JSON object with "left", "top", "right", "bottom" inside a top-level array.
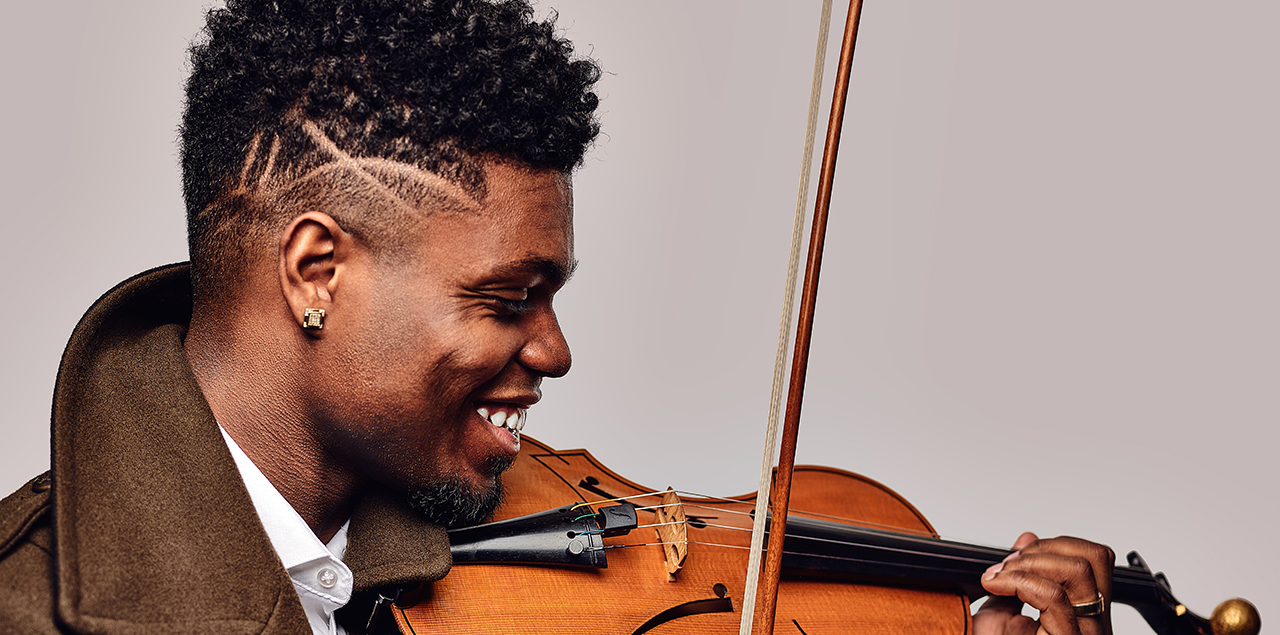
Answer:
[{"left": 654, "top": 487, "right": 689, "bottom": 582}]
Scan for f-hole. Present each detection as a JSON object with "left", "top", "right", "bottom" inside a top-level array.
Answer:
[
  {"left": 629, "top": 584, "right": 735, "bottom": 635},
  {"left": 577, "top": 476, "right": 616, "bottom": 500}
]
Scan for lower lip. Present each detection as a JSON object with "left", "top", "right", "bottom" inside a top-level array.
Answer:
[{"left": 478, "top": 412, "right": 521, "bottom": 456}]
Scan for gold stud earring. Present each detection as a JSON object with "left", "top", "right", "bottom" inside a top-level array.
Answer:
[{"left": 302, "top": 308, "right": 326, "bottom": 330}]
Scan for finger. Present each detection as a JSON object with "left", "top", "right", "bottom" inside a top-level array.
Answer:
[
  {"left": 1017, "top": 536, "right": 1115, "bottom": 602},
  {"left": 973, "top": 596, "right": 1039, "bottom": 635},
  {"left": 975, "top": 596, "right": 1024, "bottom": 620},
  {"left": 993, "top": 551, "right": 1099, "bottom": 606},
  {"left": 981, "top": 568, "right": 1082, "bottom": 635},
  {"left": 1012, "top": 531, "right": 1038, "bottom": 551},
  {"left": 984, "top": 552, "right": 1108, "bottom": 635}
]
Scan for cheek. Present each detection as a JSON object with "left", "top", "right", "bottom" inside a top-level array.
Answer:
[
  {"left": 431, "top": 327, "right": 524, "bottom": 386},
  {"left": 324, "top": 296, "right": 443, "bottom": 409},
  {"left": 338, "top": 310, "right": 501, "bottom": 409},
  {"left": 347, "top": 278, "right": 525, "bottom": 404}
]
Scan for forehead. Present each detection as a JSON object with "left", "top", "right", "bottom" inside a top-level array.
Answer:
[{"left": 415, "top": 162, "right": 575, "bottom": 283}]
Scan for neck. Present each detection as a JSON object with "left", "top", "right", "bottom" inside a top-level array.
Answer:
[{"left": 185, "top": 298, "right": 361, "bottom": 543}]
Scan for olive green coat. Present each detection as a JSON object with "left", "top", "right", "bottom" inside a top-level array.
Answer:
[{"left": 0, "top": 265, "right": 452, "bottom": 634}]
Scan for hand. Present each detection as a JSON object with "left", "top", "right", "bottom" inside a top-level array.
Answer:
[{"left": 973, "top": 532, "right": 1114, "bottom": 635}]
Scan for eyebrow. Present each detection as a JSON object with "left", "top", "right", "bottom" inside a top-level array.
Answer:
[{"left": 489, "top": 256, "right": 579, "bottom": 288}]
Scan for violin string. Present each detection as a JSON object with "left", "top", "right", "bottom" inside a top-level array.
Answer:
[
  {"left": 681, "top": 502, "right": 754, "bottom": 517},
  {"left": 581, "top": 488, "right": 941, "bottom": 539},
  {"left": 614, "top": 515, "right": 1150, "bottom": 574},
  {"left": 571, "top": 491, "right": 664, "bottom": 509},
  {"left": 690, "top": 501, "right": 941, "bottom": 540},
  {"left": 775, "top": 531, "right": 999, "bottom": 564},
  {"left": 618, "top": 539, "right": 1158, "bottom": 590},
  {"left": 577, "top": 489, "right": 743, "bottom": 507},
  {"left": 695, "top": 522, "right": 759, "bottom": 533},
  {"left": 643, "top": 522, "right": 1002, "bottom": 565},
  {"left": 577, "top": 490, "right": 1155, "bottom": 583},
  {"left": 684, "top": 499, "right": 939, "bottom": 540},
  {"left": 633, "top": 520, "right": 687, "bottom": 531},
  {"left": 765, "top": 549, "right": 1003, "bottom": 574},
  {"left": 591, "top": 536, "right": 1160, "bottom": 591},
  {"left": 581, "top": 489, "right": 988, "bottom": 552},
  {"left": 632, "top": 503, "right": 681, "bottom": 513},
  {"left": 731, "top": 499, "right": 931, "bottom": 538},
  {"left": 613, "top": 518, "right": 972, "bottom": 562},
  {"left": 769, "top": 508, "right": 936, "bottom": 538},
  {"left": 692, "top": 541, "right": 753, "bottom": 551},
  {"left": 600, "top": 537, "right": 981, "bottom": 573},
  {"left": 602, "top": 539, "right": 748, "bottom": 551},
  {"left": 598, "top": 540, "right": 688, "bottom": 550}
]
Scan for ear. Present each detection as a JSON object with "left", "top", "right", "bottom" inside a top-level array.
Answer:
[{"left": 279, "top": 212, "right": 350, "bottom": 335}]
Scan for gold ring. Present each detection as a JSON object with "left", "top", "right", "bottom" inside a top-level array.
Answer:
[{"left": 1072, "top": 593, "right": 1106, "bottom": 617}]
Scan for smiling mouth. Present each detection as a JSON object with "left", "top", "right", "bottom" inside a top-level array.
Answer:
[{"left": 476, "top": 405, "right": 527, "bottom": 438}]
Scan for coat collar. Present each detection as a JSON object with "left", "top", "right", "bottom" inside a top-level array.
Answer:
[{"left": 50, "top": 264, "right": 450, "bottom": 634}]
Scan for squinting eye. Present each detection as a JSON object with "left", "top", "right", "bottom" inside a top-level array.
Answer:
[{"left": 497, "top": 298, "right": 533, "bottom": 316}]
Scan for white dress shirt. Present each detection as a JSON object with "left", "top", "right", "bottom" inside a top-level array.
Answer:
[{"left": 220, "top": 427, "right": 354, "bottom": 635}]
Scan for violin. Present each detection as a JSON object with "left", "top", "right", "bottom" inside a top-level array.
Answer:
[
  {"left": 354, "top": 2, "right": 1265, "bottom": 633},
  {"left": 368, "top": 436, "right": 1259, "bottom": 635}
]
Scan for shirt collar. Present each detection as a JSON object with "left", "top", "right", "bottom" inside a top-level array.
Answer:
[
  {"left": 218, "top": 426, "right": 343, "bottom": 568},
  {"left": 219, "top": 426, "right": 354, "bottom": 635}
]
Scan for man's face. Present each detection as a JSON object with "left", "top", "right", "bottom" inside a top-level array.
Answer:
[{"left": 306, "top": 161, "right": 574, "bottom": 526}]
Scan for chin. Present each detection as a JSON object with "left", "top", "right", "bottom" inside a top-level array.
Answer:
[{"left": 405, "top": 458, "right": 513, "bottom": 528}]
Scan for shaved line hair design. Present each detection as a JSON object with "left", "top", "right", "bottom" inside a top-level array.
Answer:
[{"left": 197, "top": 114, "right": 487, "bottom": 293}]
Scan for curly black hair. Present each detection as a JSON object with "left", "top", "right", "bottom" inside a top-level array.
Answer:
[{"left": 181, "top": 0, "right": 600, "bottom": 298}]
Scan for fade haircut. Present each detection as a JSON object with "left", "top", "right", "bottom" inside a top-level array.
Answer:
[{"left": 181, "top": 0, "right": 601, "bottom": 299}]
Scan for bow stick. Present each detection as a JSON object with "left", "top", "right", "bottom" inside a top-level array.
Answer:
[{"left": 739, "top": 1, "right": 867, "bottom": 634}]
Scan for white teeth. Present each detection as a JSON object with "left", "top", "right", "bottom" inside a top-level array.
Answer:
[{"left": 477, "top": 406, "right": 527, "bottom": 434}]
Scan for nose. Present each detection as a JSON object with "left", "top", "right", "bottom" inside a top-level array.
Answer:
[{"left": 520, "top": 309, "right": 572, "bottom": 378}]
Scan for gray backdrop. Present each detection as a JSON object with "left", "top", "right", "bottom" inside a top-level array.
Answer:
[{"left": 2, "top": 2, "right": 1275, "bottom": 631}]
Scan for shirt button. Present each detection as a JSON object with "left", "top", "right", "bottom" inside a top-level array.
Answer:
[{"left": 317, "top": 567, "right": 338, "bottom": 589}]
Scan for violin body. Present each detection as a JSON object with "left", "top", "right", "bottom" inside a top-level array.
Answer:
[{"left": 394, "top": 436, "right": 970, "bottom": 634}]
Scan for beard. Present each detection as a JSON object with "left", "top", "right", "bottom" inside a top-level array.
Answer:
[{"left": 406, "top": 456, "right": 514, "bottom": 528}]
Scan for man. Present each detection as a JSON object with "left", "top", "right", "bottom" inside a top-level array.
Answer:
[{"left": 0, "top": 1, "right": 1114, "bottom": 634}]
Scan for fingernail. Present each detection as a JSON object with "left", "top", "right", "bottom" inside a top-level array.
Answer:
[
  {"left": 982, "top": 562, "right": 1004, "bottom": 581},
  {"left": 1002, "top": 551, "right": 1020, "bottom": 563}
]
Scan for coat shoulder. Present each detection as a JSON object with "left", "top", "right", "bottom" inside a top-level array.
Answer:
[
  {"left": 1, "top": 472, "right": 52, "bottom": 557},
  {"left": 0, "top": 472, "right": 62, "bottom": 634}
]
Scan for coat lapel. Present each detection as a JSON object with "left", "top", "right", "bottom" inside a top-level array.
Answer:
[
  {"left": 51, "top": 265, "right": 309, "bottom": 634},
  {"left": 49, "top": 265, "right": 452, "bottom": 634}
]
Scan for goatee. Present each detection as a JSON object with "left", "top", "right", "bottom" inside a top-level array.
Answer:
[{"left": 406, "top": 456, "right": 513, "bottom": 528}]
